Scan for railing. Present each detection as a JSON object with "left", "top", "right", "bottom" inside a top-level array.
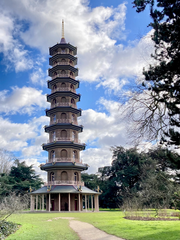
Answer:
[
  {"left": 50, "top": 119, "right": 78, "bottom": 125},
  {"left": 47, "top": 158, "right": 82, "bottom": 163},
  {"left": 51, "top": 87, "right": 76, "bottom": 93},
  {"left": 48, "top": 137, "right": 82, "bottom": 144},
  {"left": 51, "top": 74, "right": 75, "bottom": 80},
  {"left": 44, "top": 180, "right": 84, "bottom": 186},
  {"left": 52, "top": 51, "right": 74, "bottom": 56},
  {"left": 51, "top": 102, "right": 76, "bottom": 108},
  {"left": 53, "top": 62, "right": 74, "bottom": 67}
]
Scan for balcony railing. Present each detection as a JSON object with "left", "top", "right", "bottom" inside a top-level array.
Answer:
[
  {"left": 48, "top": 137, "right": 82, "bottom": 144},
  {"left": 52, "top": 51, "right": 74, "bottom": 56},
  {"left": 53, "top": 62, "right": 74, "bottom": 67},
  {"left": 44, "top": 180, "right": 84, "bottom": 186},
  {"left": 51, "top": 102, "right": 76, "bottom": 108},
  {"left": 50, "top": 119, "right": 78, "bottom": 125},
  {"left": 47, "top": 158, "right": 82, "bottom": 163},
  {"left": 51, "top": 87, "right": 76, "bottom": 93},
  {"left": 51, "top": 74, "right": 75, "bottom": 80}
]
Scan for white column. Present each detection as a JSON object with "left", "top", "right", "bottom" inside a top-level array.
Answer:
[
  {"left": 68, "top": 193, "right": 71, "bottom": 211},
  {"left": 39, "top": 197, "right": 41, "bottom": 211},
  {"left": 59, "top": 193, "right": 61, "bottom": 212},
  {"left": 36, "top": 195, "right": 38, "bottom": 211},
  {"left": 42, "top": 194, "right": 44, "bottom": 211},
  {"left": 85, "top": 194, "right": 87, "bottom": 212},
  {"left": 30, "top": 195, "right": 33, "bottom": 211},
  {"left": 49, "top": 193, "right": 51, "bottom": 212},
  {"left": 88, "top": 195, "right": 89, "bottom": 211},
  {"left": 91, "top": 195, "right": 93, "bottom": 212},
  {"left": 78, "top": 194, "right": 81, "bottom": 212}
]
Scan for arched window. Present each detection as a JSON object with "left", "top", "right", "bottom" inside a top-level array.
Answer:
[
  {"left": 52, "top": 131, "right": 56, "bottom": 141},
  {"left": 52, "top": 98, "right": 56, "bottom": 104},
  {"left": 61, "top": 70, "right": 66, "bottom": 74},
  {"left": 53, "top": 114, "right": 56, "bottom": 123},
  {"left": 61, "top": 149, "right": 67, "bottom": 158},
  {"left": 70, "top": 71, "right": 73, "bottom": 76},
  {"left": 50, "top": 172, "right": 55, "bottom": 181},
  {"left": 61, "top": 130, "right": 67, "bottom": 138},
  {"left": 69, "top": 60, "right": 73, "bottom": 65},
  {"left": 69, "top": 50, "right": 73, "bottom": 55},
  {"left": 61, "top": 171, "right": 68, "bottom": 181},
  {"left": 61, "top": 48, "right": 66, "bottom": 53},
  {"left": 61, "top": 58, "right": 66, "bottom": 62},
  {"left": 74, "top": 172, "right": 79, "bottom": 182},
  {"left": 61, "top": 113, "right": 66, "bottom": 119},
  {"left": 53, "top": 84, "right": 57, "bottom": 90},
  {"left": 71, "top": 98, "right": 75, "bottom": 104},
  {"left": 73, "top": 150, "right": 77, "bottom": 160},
  {"left": 61, "top": 97, "right": 66, "bottom": 103},
  {"left": 61, "top": 82, "right": 66, "bottom": 87},
  {"left": 72, "top": 114, "right": 75, "bottom": 123},
  {"left": 70, "top": 84, "right": 74, "bottom": 90},
  {"left": 72, "top": 131, "right": 75, "bottom": 141},
  {"left": 51, "top": 150, "right": 55, "bottom": 161},
  {"left": 53, "top": 71, "right": 57, "bottom": 76},
  {"left": 53, "top": 61, "right": 57, "bottom": 65}
]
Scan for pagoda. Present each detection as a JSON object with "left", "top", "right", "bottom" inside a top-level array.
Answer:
[{"left": 30, "top": 21, "right": 100, "bottom": 212}]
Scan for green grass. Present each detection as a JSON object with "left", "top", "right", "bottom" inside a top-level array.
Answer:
[{"left": 6, "top": 210, "right": 180, "bottom": 240}]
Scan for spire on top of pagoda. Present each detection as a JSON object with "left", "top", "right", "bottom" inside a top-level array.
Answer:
[{"left": 60, "top": 19, "right": 67, "bottom": 44}]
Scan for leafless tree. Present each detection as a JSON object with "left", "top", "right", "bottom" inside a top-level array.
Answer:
[
  {"left": 0, "top": 149, "right": 15, "bottom": 174},
  {"left": 0, "top": 192, "right": 29, "bottom": 221}
]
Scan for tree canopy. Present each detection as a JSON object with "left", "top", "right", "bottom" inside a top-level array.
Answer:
[
  {"left": 0, "top": 159, "right": 43, "bottom": 198},
  {"left": 92, "top": 146, "right": 180, "bottom": 209}
]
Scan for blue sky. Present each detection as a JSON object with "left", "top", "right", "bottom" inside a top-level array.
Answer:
[{"left": 0, "top": 0, "right": 155, "bottom": 179}]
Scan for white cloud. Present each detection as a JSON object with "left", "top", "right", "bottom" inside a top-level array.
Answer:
[
  {"left": 0, "top": 115, "right": 48, "bottom": 158},
  {"left": 0, "top": 86, "right": 49, "bottom": 115},
  {"left": 0, "top": 13, "right": 33, "bottom": 72},
  {"left": 0, "top": 0, "right": 154, "bottom": 92},
  {"left": 30, "top": 68, "right": 47, "bottom": 86}
]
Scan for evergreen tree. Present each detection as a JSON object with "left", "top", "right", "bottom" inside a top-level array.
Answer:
[{"left": 0, "top": 159, "right": 43, "bottom": 197}]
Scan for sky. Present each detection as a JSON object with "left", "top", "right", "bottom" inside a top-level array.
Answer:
[{"left": 0, "top": 0, "right": 155, "bottom": 180}]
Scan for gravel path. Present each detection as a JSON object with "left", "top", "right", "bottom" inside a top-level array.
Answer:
[{"left": 69, "top": 220, "right": 125, "bottom": 240}]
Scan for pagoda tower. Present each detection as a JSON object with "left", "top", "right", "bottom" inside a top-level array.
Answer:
[{"left": 30, "top": 21, "right": 100, "bottom": 212}]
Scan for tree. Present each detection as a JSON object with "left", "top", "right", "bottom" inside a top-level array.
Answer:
[
  {"left": 0, "top": 192, "right": 29, "bottom": 221},
  {"left": 0, "top": 149, "right": 15, "bottom": 174},
  {"left": 9, "top": 160, "right": 43, "bottom": 194},
  {"left": 0, "top": 160, "right": 43, "bottom": 198},
  {"left": 129, "top": 0, "right": 180, "bottom": 146},
  {"left": 100, "top": 146, "right": 180, "bottom": 209}
]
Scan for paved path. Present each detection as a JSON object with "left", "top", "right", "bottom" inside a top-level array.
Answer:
[{"left": 69, "top": 220, "right": 125, "bottom": 240}]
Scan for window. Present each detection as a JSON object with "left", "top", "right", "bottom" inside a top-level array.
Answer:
[
  {"left": 72, "top": 114, "right": 75, "bottom": 123},
  {"left": 71, "top": 98, "right": 75, "bottom": 104},
  {"left": 73, "top": 150, "right": 77, "bottom": 160},
  {"left": 53, "top": 114, "right": 56, "bottom": 123},
  {"left": 61, "top": 149, "right": 67, "bottom": 158},
  {"left": 50, "top": 172, "right": 55, "bottom": 181},
  {"left": 52, "top": 131, "right": 56, "bottom": 141},
  {"left": 72, "top": 131, "right": 75, "bottom": 141},
  {"left": 61, "top": 130, "right": 67, "bottom": 138},
  {"left": 51, "top": 150, "right": 55, "bottom": 161}
]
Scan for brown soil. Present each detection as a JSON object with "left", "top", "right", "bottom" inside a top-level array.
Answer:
[{"left": 124, "top": 216, "right": 179, "bottom": 221}]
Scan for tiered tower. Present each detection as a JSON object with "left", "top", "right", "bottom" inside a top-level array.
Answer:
[{"left": 30, "top": 21, "right": 100, "bottom": 212}]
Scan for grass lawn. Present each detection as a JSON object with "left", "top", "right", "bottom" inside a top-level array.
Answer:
[{"left": 6, "top": 210, "right": 180, "bottom": 240}]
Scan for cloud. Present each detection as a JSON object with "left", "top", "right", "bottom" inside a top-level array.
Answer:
[
  {"left": 0, "top": 0, "right": 154, "bottom": 93},
  {"left": 0, "top": 13, "right": 33, "bottom": 72},
  {"left": 0, "top": 86, "right": 49, "bottom": 115},
  {"left": 0, "top": 115, "right": 48, "bottom": 152}
]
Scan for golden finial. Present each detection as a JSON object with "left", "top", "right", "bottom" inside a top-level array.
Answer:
[{"left": 62, "top": 19, "right": 65, "bottom": 38}]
